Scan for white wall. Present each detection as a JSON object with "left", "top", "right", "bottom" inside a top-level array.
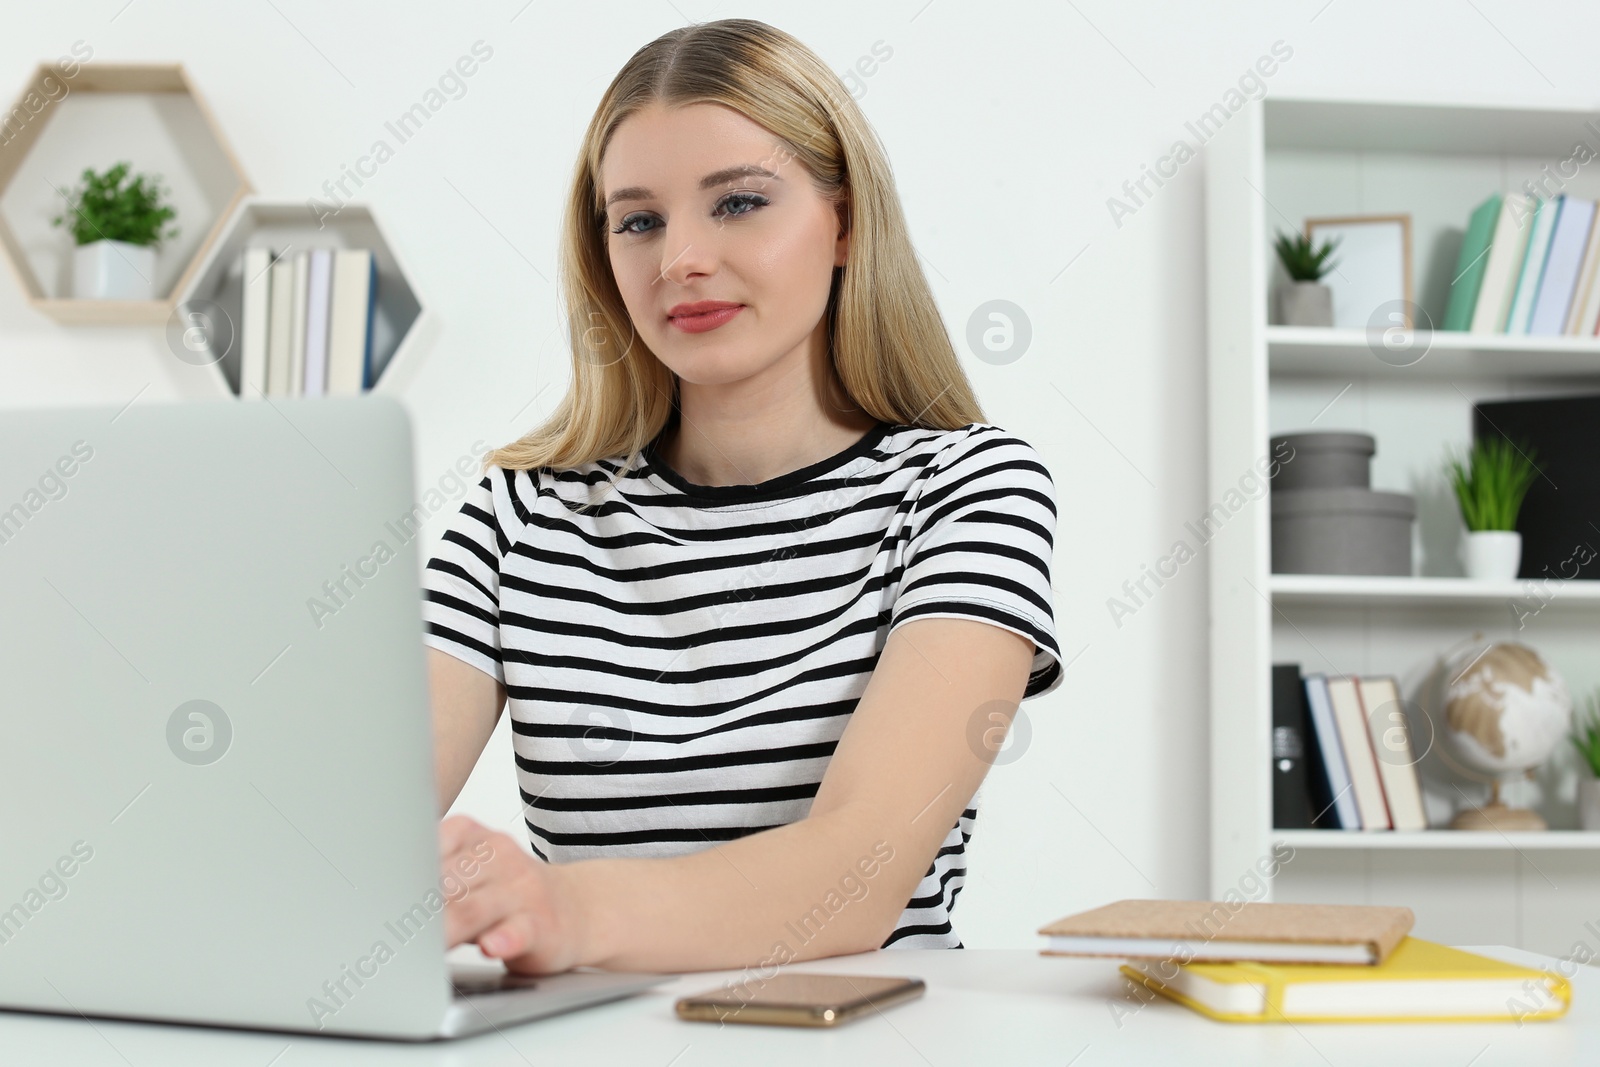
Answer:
[{"left": 5, "top": 0, "right": 1597, "bottom": 950}]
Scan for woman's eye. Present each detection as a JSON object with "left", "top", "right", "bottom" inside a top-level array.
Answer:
[
  {"left": 610, "top": 193, "right": 768, "bottom": 237},
  {"left": 612, "top": 213, "right": 655, "bottom": 236},
  {"left": 714, "top": 192, "right": 768, "bottom": 219}
]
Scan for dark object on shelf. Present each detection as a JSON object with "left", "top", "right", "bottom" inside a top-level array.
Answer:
[
  {"left": 1270, "top": 432, "right": 1375, "bottom": 491},
  {"left": 1271, "top": 488, "right": 1415, "bottom": 575},
  {"left": 1473, "top": 395, "right": 1600, "bottom": 582},
  {"left": 1271, "top": 664, "right": 1316, "bottom": 830}
]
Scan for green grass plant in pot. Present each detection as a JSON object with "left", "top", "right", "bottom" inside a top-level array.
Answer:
[
  {"left": 1273, "top": 228, "right": 1340, "bottom": 327},
  {"left": 1446, "top": 436, "right": 1538, "bottom": 582},
  {"left": 50, "top": 161, "right": 179, "bottom": 301}
]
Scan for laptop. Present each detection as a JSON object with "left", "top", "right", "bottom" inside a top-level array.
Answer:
[{"left": 0, "top": 395, "right": 670, "bottom": 1040}]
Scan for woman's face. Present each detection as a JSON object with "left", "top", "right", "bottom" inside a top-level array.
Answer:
[{"left": 599, "top": 102, "right": 847, "bottom": 388}]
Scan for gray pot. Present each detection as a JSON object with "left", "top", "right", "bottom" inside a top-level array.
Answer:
[
  {"left": 1279, "top": 281, "right": 1333, "bottom": 327},
  {"left": 1270, "top": 432, "right": 1375, "bottom": 491},
  {"left": 1271, "top": 487, "right": 1415, "bottom": 576}
]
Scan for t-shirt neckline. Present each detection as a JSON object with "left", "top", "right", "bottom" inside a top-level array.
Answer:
[{"left": 642, "top": 419, "right": 893, "bottom": 505}]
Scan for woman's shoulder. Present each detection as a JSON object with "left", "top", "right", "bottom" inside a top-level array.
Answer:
[{"left": 887, "top": 421, "right": 1049, "bottom": 474}]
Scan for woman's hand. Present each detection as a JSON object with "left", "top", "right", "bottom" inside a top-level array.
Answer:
[{"left": 438, "top": 814, "right": 590, "bottom": 975}]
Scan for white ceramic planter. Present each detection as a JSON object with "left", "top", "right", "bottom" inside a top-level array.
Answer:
[
  {"left": 1463, "top": 529, "right": 1522, "bottom": 581},
  {"left": 1279, "top": 281, "right": 1333, "bottom": 327},
  {"left": 72, "top": 239, "right": 157, "bottom": 300},
  {"left": 1580, "top": 775, "right": 1600, "bottom": 832}
]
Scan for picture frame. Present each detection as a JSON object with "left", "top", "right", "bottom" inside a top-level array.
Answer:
[{"left": 1303, "top": 214, "right": 1414, "bottom": 330}]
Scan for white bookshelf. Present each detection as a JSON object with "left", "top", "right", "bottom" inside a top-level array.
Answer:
[
  {"left": 176, "top": 198, "right": 429, "bottom": 399},
  {"left": 1269, "top": 574, "right": 1600, "bottom": 608},
  {"left": 1268, "top": 325, "right": 1600, "bottom": 379},
  {"left": 1274, "top": 830, "right": 1600, "bottom": 851},
  {"left": 1205, "top": 95, "right": 1600, "bottom": 960}
]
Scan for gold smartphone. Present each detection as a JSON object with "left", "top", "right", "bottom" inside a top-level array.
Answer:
[{"left": 675, "top": 972, "right": 925, "bottom": 1028}]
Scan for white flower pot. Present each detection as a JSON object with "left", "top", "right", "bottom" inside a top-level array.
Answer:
[
  {"left": 72, "top": 239, "right": 157, "bottom": 300},
  {"left": 1581, "top": 775, "right": 1600, "bottom": 832},
  {"left": 1279, "top": 281, "right": 1333, "bottom": 327},
  {"left": 1462, "top": 529, "right": 1521, "bottom": 581}
]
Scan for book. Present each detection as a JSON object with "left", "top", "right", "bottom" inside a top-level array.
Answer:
[
  {"left": 1271, "top": 665, "right": 1315, "bottom": 830},
  {"left": 1121, "top": 937, "right": 1572, "bottom": 1023},
  {"left": 1528, "top": 195, "right": 1596, "bottom": 335},
  {"left": 1356, "top": 676, "right": 1427, "bottom": 832},
  {"left": 1442, "top": 193, "right": 1501, "bottom": 331},
  {"left": 288, "top": 250, "right": 309, "bottom": 395},
  {"left": 302, "top": 248, "right": 333, "bottom": 396},
  {"left": 266, "top": 251, "right": 296, "bottom": 397},
  {"left": 1302, "top": 674, "right": 1360, "bottom": 830},
  {"left": 1038, "top": 899, "right": 1414, "bottom": 965},
  {"left": 1566, "top": 201, "right": 1600, "bottom": 335},
  {"left": 1470, "top": 193, "right": 1534, "bottom": 333},
  {"left": 1505, "top": 196, "right": 1560, "bottom": 334},
  {"left": 239, "top": 247, "right": 272, "bottom": 400},
  {"left": 327, "top": 249, "right": 377, "bottom": 395},
  {"left": 1325, "top": 676, "right": 1391, "bottom": 830}
]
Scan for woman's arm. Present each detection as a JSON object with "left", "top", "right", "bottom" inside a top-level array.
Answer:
[
  {"left": 428, "top": 646, "right": 506, "bottom": 815},
  {"left": 439, "top": 615, "right": 1035, "bottom": 972}
]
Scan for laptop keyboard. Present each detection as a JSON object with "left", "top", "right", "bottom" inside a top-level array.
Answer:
[{"left": 451, "top": 971, "right": 545, "bottom": 998}]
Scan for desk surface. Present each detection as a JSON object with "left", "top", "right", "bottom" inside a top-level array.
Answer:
[{"left": 2, "top": 946, "right": 1594, "bottom": 1066}]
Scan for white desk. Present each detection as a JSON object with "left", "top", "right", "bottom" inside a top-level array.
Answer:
[{"left": 2, "top": 946, "right": 1593, "bottom": 1065}]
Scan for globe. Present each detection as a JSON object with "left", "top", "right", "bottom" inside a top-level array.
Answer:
[{"left": 1442, "top": 641, "right": 1572, "bottom": 831}]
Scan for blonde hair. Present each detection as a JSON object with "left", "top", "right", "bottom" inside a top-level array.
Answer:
[{"left": 483, "top": 17, "right": 985, "bottom": 483}]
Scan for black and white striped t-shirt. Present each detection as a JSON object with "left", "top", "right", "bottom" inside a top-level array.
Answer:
[{"left": 421, "top": 419, "right": 1063, "bottom": 949}]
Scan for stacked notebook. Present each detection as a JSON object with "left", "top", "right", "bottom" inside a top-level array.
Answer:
[
  {"left": 235, "top": 246, "right": 380, "bottom": 399},
  {"left": 1039, "top": 899, "right": 1573, "bottom": 1023},
  {"left": 1443, "top": 192, "right": 1600, "bottom": 335},
  {"left": 1273, "top": 664, "right": 1426, "bottom": 832}
]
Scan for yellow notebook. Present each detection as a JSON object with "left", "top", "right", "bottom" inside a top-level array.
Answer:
[{"left": 1120, "top": 937, "right": 1572, "bottom": 1023}]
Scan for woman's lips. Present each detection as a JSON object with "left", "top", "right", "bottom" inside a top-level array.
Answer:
[{"left": 668, "top": 305, "right": 744, "bottom": 333}]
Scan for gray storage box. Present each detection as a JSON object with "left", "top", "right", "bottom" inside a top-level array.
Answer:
[
  {"left": 1270, "top": 432, "right": 1375, "bottom": 491},
  {"left": 1271, "top": 487, "right": 1415, "bottom": 576}
]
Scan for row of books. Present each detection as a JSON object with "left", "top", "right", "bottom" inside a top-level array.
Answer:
[
  {"left": 1271, "top": 665, "right": 1427, "bottom": 832},
  {"left": 1038, "top": 899, "right": 1570, "bottom": 1023},
  {"left": 237, "top": 246, "right": 380, "bottom": 399},
  {"left": 1443, "top": 191, "right": 1600, "bottom": 335}
]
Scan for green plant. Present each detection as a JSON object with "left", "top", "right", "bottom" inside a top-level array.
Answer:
[
  {"left": 1446, "top": 436, "right": 1539, "bottom": 532},
  {"left": 1274, "top": 229, "right": 1340, "bottom": 282},
  {"left": 1573, "top": 690, "right": 1600, "bottom": 777},
  {"left": 50, "top": 161, "right": 179, "bottom": 248}
]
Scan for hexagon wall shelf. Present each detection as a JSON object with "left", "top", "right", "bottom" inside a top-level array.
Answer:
[
  {"left": 178, "top": 197, "right": 428, "bottom": 398},
  {"left": 0, "top": 62, "right": 251, "bottom": 325}
]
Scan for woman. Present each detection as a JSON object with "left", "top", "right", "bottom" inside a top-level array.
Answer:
[{"left": 423, "top": 17, "right": 1063, "bottom": 976}]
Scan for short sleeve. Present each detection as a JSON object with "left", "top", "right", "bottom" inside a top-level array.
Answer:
[
  {"left": 421, "top": 467, "right": 518, "bottom": 686},
  {"left": 888, "top": 426, "right": 1064, "bottom": 700}
]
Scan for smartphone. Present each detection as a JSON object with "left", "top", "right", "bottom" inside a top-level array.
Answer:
[{"left": 675, "top": 972, "right": 925, "bottom": 1028}]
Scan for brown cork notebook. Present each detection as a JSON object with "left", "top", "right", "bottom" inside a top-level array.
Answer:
[{"left": 1038, "top": 899, "right": 1414, "bottom": 965}]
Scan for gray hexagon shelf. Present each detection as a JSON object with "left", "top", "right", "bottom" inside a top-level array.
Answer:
[
  {"left": 178, "top": 198, "right": 428, "bottom": 398},
  {"left": 0, "top": 62, "right": 251, "bottom": 324}
]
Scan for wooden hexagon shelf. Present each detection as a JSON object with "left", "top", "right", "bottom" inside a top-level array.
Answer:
[
  {"left": 178, "top": 198, "right": 428, "bottom": 398},
  {"left": 0, "top": 62, "right": 251, "bottom": 325}
]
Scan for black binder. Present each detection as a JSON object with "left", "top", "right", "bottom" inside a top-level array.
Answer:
[{"left": 1271, "top": 663, "right": 1315, "bottom": 830}]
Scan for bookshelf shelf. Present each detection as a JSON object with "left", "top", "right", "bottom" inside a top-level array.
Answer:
[
  {"left": 1267, "top": 326, "right": 1600, "bottom": 380},
  {"left": 1273, "top": 830, "right": 1600, "bottom": 851},
  {"left": 0, "top": 63, "right": 251, "bottom": 325},
  {"left": 1269, "top": 574, "right": 1600, "bottom": 608},
  {"left": 176, "top": 197, "right": 429, "bottom": 399},
  {"left": 1206, "top": 94, "right": 1600, "bottom": 957}
]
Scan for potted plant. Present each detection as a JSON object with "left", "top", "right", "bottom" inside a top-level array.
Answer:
[
  {"left": 50, "top": 161, "right": 179, "bottom": 300},
  {"left": 1446, "top": 436, "right": 1539, "bottom": 581},
  {"left": 1573, "top": 691, "right": 1600, "bottom": 831},
  {"left": 1273, "top": 229, "right": 1340, "bottom": 327}
]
